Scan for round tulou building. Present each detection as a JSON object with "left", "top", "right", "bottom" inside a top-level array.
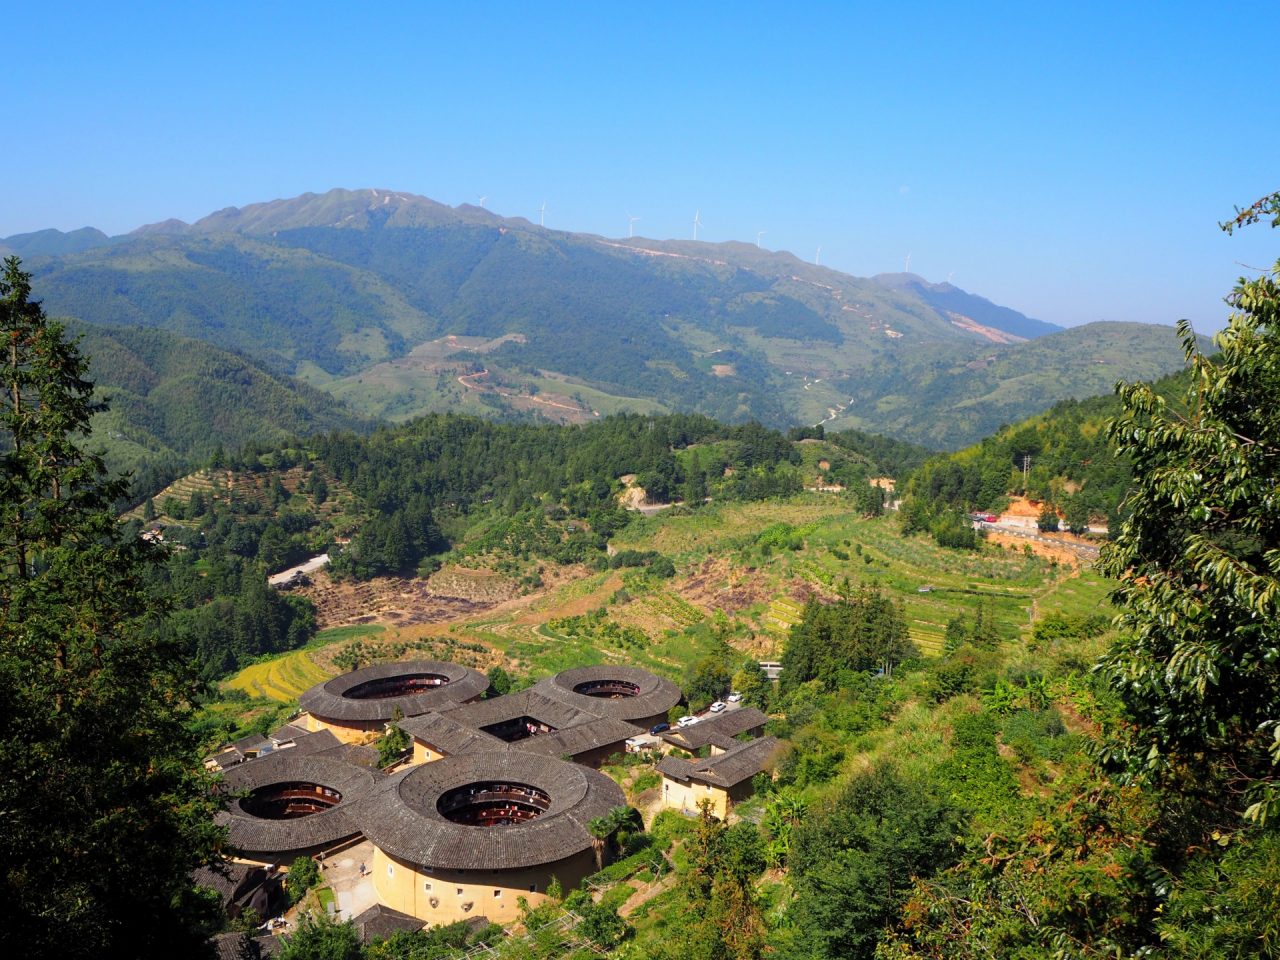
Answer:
[
  {"left": 298, "top": 659, "right": 489, "bottom": 743},
  {"left": 359, "top": 752, "right": 626, "bottom": 923},
  {"left": 209, "top": 662, "right": 763, "bottom": 927},
  {"left": 216, "top": 753, "right": 381, "bottom": 863},
  {"left": 530, "top": 664, "right": 682, "bottom": 730}
]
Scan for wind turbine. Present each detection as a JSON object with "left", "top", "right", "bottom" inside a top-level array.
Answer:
[
  {"left": 815, "top": 246, "right": 822, "bottom": 266},
  {"left": 756, "top": 230, "right": 765, "bottom": 248},
  {"left": 477, "top": 195, "right": 488, "bottom": 209},
  {"left": 904, "top": 252, "right": 912, "bottom": 272},
  {"left": 539, "top": 200, "right": 546, "bottom": 227},
  {"left": 693, "top": 209, "right": 703, "bottom": 241},
  {"left": 947, "top": 271, "right": 955, "bottom": 283},
  {"left": 628, "top": 213, "right": 640, "bottom": 238}
]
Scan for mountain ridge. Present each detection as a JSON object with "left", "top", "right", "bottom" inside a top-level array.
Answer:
[{"left": 8, "top": 188, "right": 1191, "bottom": 447}]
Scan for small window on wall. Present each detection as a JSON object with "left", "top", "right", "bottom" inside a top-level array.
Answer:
[
  {"left": 424, "top": 881, "right": 432, "bottom": 892},
  {"left": 493, "top": 889, "right": 502, "bottom": 898},
  {"left": 387, "top": 864, "right": 394, "bottom": 878},
  {"left": 457, "top": 887, "right": 464, "bottom": 896},
  {"left": 529, "top": 884, "right": 536, "bottom": 892}
]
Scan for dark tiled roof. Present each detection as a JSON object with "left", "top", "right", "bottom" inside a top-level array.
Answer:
[
  {"left": 193, "top": 860, "right": 257, "bottom": 903},
  {"left": 278, "top": 729, "right": 341, "bottom": 757},
  {"left": 299, "top": 660, "right": 489, "bottom": 724},
  {"left": 211, "top": 932, "right": 255, "bottom": 960},
  {"left": 438, "top": 689, "right": 597, "bottom": 731},
  {"left": 216, "top": 752, "right": 383, "bottom": 858},
  {"left": 660, "top": 708, "right": 768, "bottom": 751},
  {"left": 657, "top": 736, "right": 781, "bottom": 789},
  {"left": 357, "top": 752, "right": 625, "bottom": 871},
  {"left": 317, "top": 740, "right": 383, "bottom": 769},
  {"left": 398, "top": 711, "right": 504, "bottom": 757},
  {"left": 270, "top": 722, "right": 310, "bottom": 744},
  {"left": 233, "top": 733, "right": 271, "bottom": 754},
  {"left": 531, "top": 665, "right": 681, "bottom": 723},
  {"left": 401, "top": 691, "right": 635, "bottom": 763},
  {"left": 515, "top": 715, "right": 638, "bottom": 760},
  {"left": 351, "top": 904, "right": 424, "bottom": 944},
  {"left": 208, "top": 749, "right": 246, "bottom": 771}
]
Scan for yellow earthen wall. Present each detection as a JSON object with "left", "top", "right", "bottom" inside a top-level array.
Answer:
[
  {"left": 660, "top": 775, "right": 729, "bottom": 819},
  {"left": 410, "top": 739, "right": 446, "bottom": 765},
  {"left": 370, "top": 846, "right": 597, "bottom": 924},
  {"left": 300, "top": 712, "right": 381, "bottom": 744}
]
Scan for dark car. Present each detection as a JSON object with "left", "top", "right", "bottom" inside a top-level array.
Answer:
[{"left": 649, "top": 722, "right": 670, "bottom": 735}]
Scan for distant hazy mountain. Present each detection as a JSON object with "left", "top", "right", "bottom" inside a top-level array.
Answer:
[
  {"left": 1, "top": 226, "right": 112, "bottom": 257},
  {"left": 821, "top": 321, "right": 1203, "bottom": 448},
  {"left": 9, "top": 188, "right": 1194, "bottom": 447},
  {"left": 872, "top": 273, "right": 1062, "bottom": 341}
]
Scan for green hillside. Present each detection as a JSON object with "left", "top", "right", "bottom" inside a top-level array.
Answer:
[
  {"left": 824, "top": 321, "right": 1200, "bottom": 448},
  {"left": 902, "top": 363, "right": 1195, "bottom": 524},
  {"left": 67, "top": 320, "right": 366, "bottom": 486},
  {"left": 14, "top": 189, "right": 1198, "bottom": 445}
]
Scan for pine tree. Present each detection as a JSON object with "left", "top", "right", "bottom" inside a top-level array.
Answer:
[{"left": 0, "top": 258, "right": 222, "bottom": 956}]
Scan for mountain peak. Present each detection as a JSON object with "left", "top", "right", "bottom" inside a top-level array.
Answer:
[
  {"left": 133, "top": 218, "right": 190, "bottom": 236},
  {"left": 872, "top": 271, "right": 1060, "bottom": 339}
]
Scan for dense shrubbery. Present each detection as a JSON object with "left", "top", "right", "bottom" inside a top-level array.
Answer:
[{"left": 781, "top": 582, "right": 915, "bottom": 690}]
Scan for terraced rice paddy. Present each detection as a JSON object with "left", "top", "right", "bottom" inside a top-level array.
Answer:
[{"left": 224, "top": 648, "right": 334, "bottom": 702}]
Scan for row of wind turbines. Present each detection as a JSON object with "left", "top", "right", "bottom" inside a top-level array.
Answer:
[{"left": 474, "top": 195, "right": 922, "bottom": 273}]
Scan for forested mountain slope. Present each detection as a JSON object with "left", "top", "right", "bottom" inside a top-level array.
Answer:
[
  {"left": 903, "top": 364, "right": 1195, "bottom": 524},
  {"left": 68, "top": 321, "right": 366, "bottom": 490},
  {"left": 10, "top": 189, "right": 1195, "bottom": 446}
]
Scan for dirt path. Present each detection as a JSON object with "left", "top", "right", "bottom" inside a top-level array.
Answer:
[
  {"left": 457, "top": 367, "right": 588, "bottom": 416},
  {"left": 619, "top": 870, "right": 677, "bottom": 917},
  {"left": 1027, "top": 563, "right": 1082, "bottom": 629}
]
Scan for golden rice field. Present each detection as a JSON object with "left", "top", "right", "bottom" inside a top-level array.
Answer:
[{"left": 224, "top": 648, "right": 334, "bottom": 702}]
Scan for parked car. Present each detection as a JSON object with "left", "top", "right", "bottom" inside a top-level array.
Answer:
[
  {"left": 709, "top": 701, "right": 727, "bottom": 713},
  {"left": 676, "top": 715, "right": 700, "bottom": 727},
  {"left": 727, "top": 692, "right": 743, "bottom": 703},
  {"left": 649, "top": 722, "right": 670, "bottom": 735}
]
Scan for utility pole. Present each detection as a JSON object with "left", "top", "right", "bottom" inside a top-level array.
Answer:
[{"left": 1022, "top": 454, "right": 1031, "bottom": 490}]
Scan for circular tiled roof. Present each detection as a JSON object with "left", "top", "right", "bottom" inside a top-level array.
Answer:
[
  {"left": 299, "top": 660, "right": 489, "bottom": 724},
  {"left": 357, "top": 752, "right": 625, "bottom": 871},
  {"left": 531, "top": 665, "right": 682, "bottom": 723},
  {"left": 217, "top": 754, "right": 381, "bottom": 858}
]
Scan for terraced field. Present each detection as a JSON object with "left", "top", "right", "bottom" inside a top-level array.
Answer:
[{"left": 224, "top": 648, "right": 334, "bottom": 702}]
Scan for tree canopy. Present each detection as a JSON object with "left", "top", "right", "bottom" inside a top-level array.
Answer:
[
  {"left": 1098, "top": 190, "right": 1280, "bottom": 824},
  {"left": 0, "top": 257, "right": 222, "bottom": 956}
]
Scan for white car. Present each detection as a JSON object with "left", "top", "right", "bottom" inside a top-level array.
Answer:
[
  {"left": 709, "top": 701, "right": 727, "bottom": 713},
  {"left": 676, "top": 715, "right": 700, "bottom": 727},
  {"left": 726, "top": 692, "right": 743, "bottom": 703}
]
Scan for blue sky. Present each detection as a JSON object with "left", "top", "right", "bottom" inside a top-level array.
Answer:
[{"left": 5, "top": 1, "right": 1278, "bottom": 331}]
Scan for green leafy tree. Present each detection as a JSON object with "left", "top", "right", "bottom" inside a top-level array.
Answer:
[
  {"left": 782, "top": 763, "right": 955, "bottom": 960},
  {"left": 286, "top": 855, "right": 321, "bottom": 905},
  {"left": 684, "top": 654, "right": 733, "bottom": 710},
  {"left": 1064, "top": 495, "right": 1090, "bottom": 536},
  {"left": 486, "top": 664, "right": 513, "bottom": 696},
  {"left": 782, "top": 583, "right": 915, "bottom": 690},
  {"left": 1035, "top": 501, "right": 1060, "bottom": 532},
  {"left": 278, "top": 913, "right": 361, "bottom": 960},
  {"left": 0, "top": 258, "right": 223, "bottom": 957},
  {"left": 1098, "top": 190, "right": 1280, "bottom": 823},
  {"left": 377, "top": 708, "right": 411, "bottom": 767}
]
